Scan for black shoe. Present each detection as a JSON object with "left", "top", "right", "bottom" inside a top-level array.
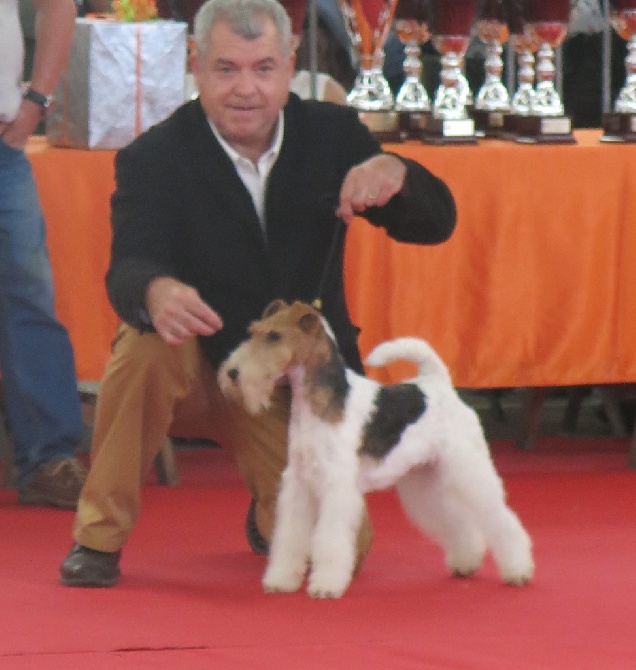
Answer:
[
  {"left": 60, "top": 543, "right": 121, "bottom": 587},
  {"left": 245, "top": 499, "right": 269, "bottom": 556}
]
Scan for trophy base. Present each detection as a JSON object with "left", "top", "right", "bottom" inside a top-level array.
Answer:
[
  {"left": 601, "top": 112, "right": 636, "bottom": 143},
  {"left": 357, "top": 110, "right": 402, "bottom": 142},
  {"left": 514, "top": 115, "right": 575, "bottom": 144},
  {"left": 397, "top": 110, "right": 433, "bottom": 141},
  {"left": 420, "top": 116, "right": 477, "bottom": 145},
  {"left": 471, "top": 109, "right": 508, "bottom": 138}
]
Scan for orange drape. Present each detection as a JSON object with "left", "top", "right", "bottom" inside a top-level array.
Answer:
[{"left": 29, "top": 130, "right": 636, "bottom": 388}]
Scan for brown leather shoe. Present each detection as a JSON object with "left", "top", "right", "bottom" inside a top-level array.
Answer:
[
  {"left": 60, "top": 543, "right": 121, "bottom": 587},
  {"left": 18, "top": 458, "right": 86, "bottom": 510}
]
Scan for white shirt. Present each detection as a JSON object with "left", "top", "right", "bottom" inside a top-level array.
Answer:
[
  {"left": 0, "top": 0, "right": 25, "bottom": 123},
  {"left": 209, "top": 111, "right": 284, "bottom": 234},
  {"left": 569, "top": 0, "right": 604, "bottom": 35}
]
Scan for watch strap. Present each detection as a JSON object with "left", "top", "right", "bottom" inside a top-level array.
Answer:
[{"left": 24, "top": 88, "right": 53, "bottom": 110}]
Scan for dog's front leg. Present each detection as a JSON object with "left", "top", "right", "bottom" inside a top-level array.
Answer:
[
  {"left": 262, "top": 466, "right": 314, "bottom": 594},
  {"left": 307, "top": 485, "right": 364, "bottom": 599}
]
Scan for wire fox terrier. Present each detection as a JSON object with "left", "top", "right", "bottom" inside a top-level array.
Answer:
[{"left": 219, "top": 300, "right": 534, "bottom": 598}]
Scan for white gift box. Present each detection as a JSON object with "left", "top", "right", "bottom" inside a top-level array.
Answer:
[{"left": 46, "top": 18, "right": 187, "bottom": 150}]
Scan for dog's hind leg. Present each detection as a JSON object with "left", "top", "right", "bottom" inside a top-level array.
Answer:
[
  {"left": 307, "top": 484, "right": 365, "bottom": 599},
  {"left": 262, "top": 467, "right": 315, "bottom": 594},
  {"left": 395, "top": 466, "right": 487, "bottom": 578},
  {"left": 444, "top": 457, "right": 534, "bottom": 586}
]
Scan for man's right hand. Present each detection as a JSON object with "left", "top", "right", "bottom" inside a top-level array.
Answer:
[{"left": 146, "top": 277, "right": 223, "bottom": 345}]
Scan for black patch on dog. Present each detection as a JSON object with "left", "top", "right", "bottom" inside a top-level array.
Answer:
[{"left": 359, "top": 384, "right": 427, "bottom": 459}]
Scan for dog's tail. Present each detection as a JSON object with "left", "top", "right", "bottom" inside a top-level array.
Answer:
[{"left": 364, "top": 337, "right": 451, "bottom": 383}]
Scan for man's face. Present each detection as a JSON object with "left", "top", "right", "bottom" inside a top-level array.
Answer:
[{"left": 192, "top": 17, "right": 295, "bottom": 159}]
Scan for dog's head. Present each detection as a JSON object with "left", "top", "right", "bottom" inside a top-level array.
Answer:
[{"left": 218, "top": 300, "right": 331, "bottom": 414}]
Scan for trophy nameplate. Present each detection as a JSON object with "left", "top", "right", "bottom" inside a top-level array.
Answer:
[
  {"left": 358, "top": 110, "right": 402, "bottom": 142},
  {"left": 601, "top": 112, "right": 636, "bottom": 142},
  {"left": 514, "top": 114, "right": 575, "bottom": 144},
  {"left": 421, "top": 116, "right": 477, "bottom": 144}
]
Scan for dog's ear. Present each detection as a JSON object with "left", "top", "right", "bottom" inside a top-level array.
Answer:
[
  {"left": 262, "top": 299, "right": 287, "bottom": 318},
  {"left": 298, "top": 311, "right": 321, "bottom": 334}
]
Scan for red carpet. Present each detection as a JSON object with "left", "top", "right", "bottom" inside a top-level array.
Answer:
[{"left": 1, "top": 440, "right": 636, "bottom": 669}]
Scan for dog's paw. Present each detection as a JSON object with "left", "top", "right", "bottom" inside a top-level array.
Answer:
[
  {"left": 450, "top": 565, "right": 479, "bottom": 579},
  {"left": 306, "top": 571, "right": 351, "bottom": 599},
  {"left": 307, "top": 582, "right": 347, "bottom": 599},
  {"left": 262, "top": 567, "right": 305, "bottom": 594},
  {"left": 448, "top": 555, "right": 484, "bottom": 579},
  {"left": 502, "top": 561, "right": 535, "bottom": 587},
  {"left": 504, "top": 572, "right": 533, "bottom": 587}
]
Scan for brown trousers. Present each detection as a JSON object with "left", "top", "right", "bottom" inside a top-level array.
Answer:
[{"left": 74, "top": 325, "right": 373, "bottom": 559}]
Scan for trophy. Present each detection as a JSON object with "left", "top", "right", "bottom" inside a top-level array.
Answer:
[
  {"left": 472, "top": 0, "right": 511, "bottom": 137},
  {"left": 515, "top": 0, "right": 574, "bottom": 143},
  {"left": 602, "top": 1, "right": 636, "bottom": 142},
  {"left": 393, "top": 0, "right": 432, "bottom": 139},
  {"left": 339, "top": 0, "right": 401, "bottom": 140},
  {"left": 502, "top": 0, "right": 540, "bottom": 137},
  {"left": 425, "top": 0, "right": 479, "bottom": 143}
]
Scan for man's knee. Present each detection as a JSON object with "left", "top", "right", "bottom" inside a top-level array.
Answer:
[{"left": 107, "top": 325, "right": 201, "bottom": 391}]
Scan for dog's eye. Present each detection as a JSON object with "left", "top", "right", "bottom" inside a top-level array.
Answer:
[{"left": 266, "top": 331, "right": 281, "bottom": 343}]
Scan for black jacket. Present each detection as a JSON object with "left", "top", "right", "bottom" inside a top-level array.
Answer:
[{"left": 106, "top": 94, "right": 456, "bottom": 371}]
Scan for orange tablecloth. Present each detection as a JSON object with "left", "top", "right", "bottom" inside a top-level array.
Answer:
[{"left": 29, "top": 130, "right": 636, "bottom": 388}]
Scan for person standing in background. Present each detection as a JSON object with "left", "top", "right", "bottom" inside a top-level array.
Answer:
[{"left": 0, "top": 0, "right": 86, "bottom": 507}]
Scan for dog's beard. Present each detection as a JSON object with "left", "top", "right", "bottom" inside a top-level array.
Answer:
[
  {"left": 235, "top": 378, "right": 274, "bottom": 414},
  {"left": 218, "top": 363, "right": 276, "bottom": 415}
]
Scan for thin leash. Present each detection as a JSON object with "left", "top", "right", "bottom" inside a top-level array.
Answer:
[{"left": 311, "top": 217, "right": 346, "bottom": 311}]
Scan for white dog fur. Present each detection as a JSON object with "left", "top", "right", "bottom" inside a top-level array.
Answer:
[{"left": 219, "top": 300, "right": 534, "bottom": 598}]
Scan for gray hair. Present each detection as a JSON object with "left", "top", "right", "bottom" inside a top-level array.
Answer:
[{"left": 193, "top": 0, "right": 294, "bottom": 58}]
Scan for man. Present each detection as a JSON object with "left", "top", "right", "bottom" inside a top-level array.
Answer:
[
  {"left": 60, "top": 0, "right": 456, "bottom": 587},
  {"left": 0, "top": 0, "right": 86, "bottom": 508}
]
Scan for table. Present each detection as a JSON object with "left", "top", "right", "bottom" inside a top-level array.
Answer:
[{"left": 29, "top": 130, "right": 636, "bottom": 390}]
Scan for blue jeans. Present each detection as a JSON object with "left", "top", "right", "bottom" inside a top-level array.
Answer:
[{"left": 0, "top": 140, "right": 83, "bottom": 486}]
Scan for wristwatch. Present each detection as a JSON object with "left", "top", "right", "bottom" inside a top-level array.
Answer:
[{"left": 23, "top": 88, "right": 54, "bottom": 111}]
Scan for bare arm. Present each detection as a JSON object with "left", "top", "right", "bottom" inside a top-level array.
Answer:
[{"left": 0, "top": 0, "right": 76, "bottom": 148}]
